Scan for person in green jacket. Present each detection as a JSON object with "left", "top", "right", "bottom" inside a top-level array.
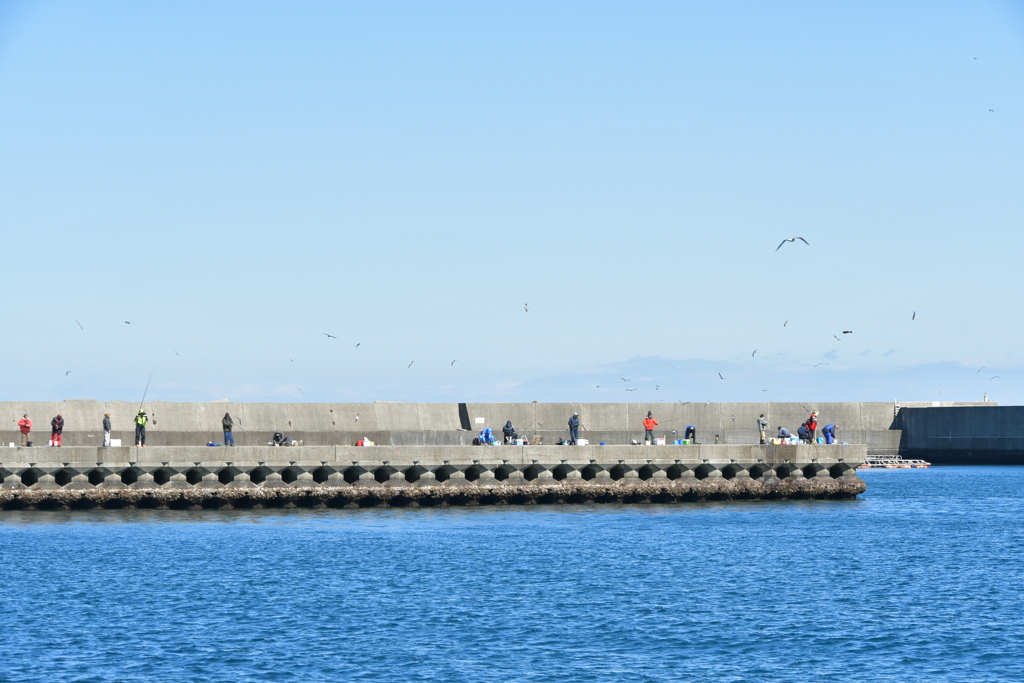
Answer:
[{"left": 134, "top": 410, "right": 148, "bottom": 447}]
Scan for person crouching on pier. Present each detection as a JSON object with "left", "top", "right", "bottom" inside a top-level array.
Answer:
[
  {"left": 823, "top": 424, "right": 837, "bottom": 444},
  {"left": 502, "top": 420, "right": 517, "bottom": 444}
]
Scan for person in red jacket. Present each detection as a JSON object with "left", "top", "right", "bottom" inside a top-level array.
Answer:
[
  {"left": 643, "top": 411, "right": 659, "bottom": 445},
  {"left": 806, "top": 412, "right": 818, "bottom": 443},
  {"left": 17, "top": 414, "right": 31, "bottom": 446}
]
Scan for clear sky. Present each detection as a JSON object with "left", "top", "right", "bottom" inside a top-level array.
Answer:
[{"left": 2, "top": 1, "right": 1023, "bottom": 406}]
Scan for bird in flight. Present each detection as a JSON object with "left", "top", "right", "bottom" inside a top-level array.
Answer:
[
  {"left": 524, "top": 303, "right": 529, "bottom": 312},
  {"left": 323, "top": 333, "right": 337, "bottom": 339},
  {"left": 912, "top": 311, "right": 916, "bottom": 321},
  {"left": 977, "top": 367, "right": 986, "bottom": 374},
  {"left": 989, "top": 109, "right": 995, "bottom": 112},
  {"left": 815, "top": 363, "right": 829, "bottom": 367},
  {"left": 842, "top": 331, "right": 853, "bottom": 334},
  {"left": 65, "top": 370, "right": 72, "bottom": 376},
  {"left": 354, "top": 343, "right": 360, "bottom": 348},
  {"left": 355, "top": 414, "right": 360, "bottom": 422},
  {"left": 289, "top": 358, "right": 294, "bottom": 363},
  {"left": 751, "top": 349, "right": 757, "bottom": 358},
  {"left": 935, "top": 389, "right": 942, "bottom": 394},
  {"left": 783, "top": 320, "right": 788, "bottom": 327},
  {"left": 297, "top": 388, "right": 303, "bottom": 395},
  {"left": 408, "top": 361, "right": 414, "bottom": 368},
  {"left": 621, "top": 377, "right": 631, "bottom": 382},
  {"left": 625, "top": 388, "right": 638, "bottom": 392},
  {"left": 666, "top": 362, "right": 675, "bottom": 369},
  {"left": 776, "top": 237, "right": 809, "bottom": 251},
  {"left": 451, "top": 360, "right": 457, "bottom": 366},
  {"left": 124, "top": 321, "right": 131, "bottom": 325},
  {"left": 718, "top": 373, "right": 726, "bottom": 380},
  {"left": 991, "top": 376, "right": 1000, "bottom": 381},
  {"left": 834, "top": 335, "right": 841, "bottom": 341},
  {"left": 75, "top": 320, "right": 83, "bottom": 330}
]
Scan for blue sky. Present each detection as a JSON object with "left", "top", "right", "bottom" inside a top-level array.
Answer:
[{"left": 2, "top": 1, "right": 1023, "bottom": 405}]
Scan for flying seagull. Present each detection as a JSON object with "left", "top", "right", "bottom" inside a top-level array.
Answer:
[
  {"left": 355, "top": 414, "right": 360, "bottom": 421},
  {"left": 815, "top": 363, "right": 829, "bottom": 367},
  {"left": 991, "top": 376, "right": 1000, "bottom": 381},
  {"left": 718, "top": 373, "right": 726, "bottom": 380},
  {"left": 666, "top": 362, "right": 676, "bottom": 369},
  {"left": 174, "top": 350, "right": 180, "bottom": 357},
  {"left": 65, "top": 370, "right": 72, "bottom": 376},
  {"left": 834, "top": 335, "right": 841, "bottom": 341},
  {"left": 935, "top": 389, "right": 942, "bottom": 394},
  {"left": 783, "top": 320, "right": 788, "bottom": 327},
  {"left": 75, "top": 320, "right": 83, "bottom": 330},
  {"left": 989, "top": 109, "right": 995, "bottom": 112},
  {"left": 977, "top": 367, "right": 986, "bottom": 374},
  {"left": 621, "top": 377, "right": 631, "bottom": 382},
  {"left": 451, "top": 360, "right": 457, "bottom": 366},
  {"left": 323, "top": 333, "right": 337, "bottom": 339},
  {"left": 124, "top": 321, "right": 131, "bottom": 325},
  {"left": 842, "top": 330, "right": 853, "bottom": 334},
  {"left": 408, "top": 361, "right": 414, "bottom": 368},
  {"left": 775, "top": 237, "right": 809, "bottom": 251},
  {"left": 912, "top": 311, "right": 916, "bottom": 320},
  {"left": 625, "top": 388, "right": 638, "bottom": 392},
  {"left": 751, "top": 349, "right": 757, "bottom": 358},
  {"left": 354, "top": 343, "right": 360, "bottom": 348},
  {"left": 524, "top": 303, "right": 529, "bottom": 312}
]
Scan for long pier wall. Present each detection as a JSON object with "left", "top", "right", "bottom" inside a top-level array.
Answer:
[
  {"left": 0, "top": 443, "right": 866, "bottom": 509},
  {"left": 0, "top": 400, "right": 991, "bottom": 453}
]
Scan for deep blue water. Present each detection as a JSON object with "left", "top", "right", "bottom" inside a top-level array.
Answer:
[{"left": 1, "top": 467, "right": 1023, "bottom": 682}]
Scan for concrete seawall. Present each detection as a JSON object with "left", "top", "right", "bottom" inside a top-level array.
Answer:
[
  {"left": 0, "top": 399, "right": 991, "bottom": 453},
  {"left": 899, "top": 406, "right": 1024, "bottom": 464},
  {"left": 0, "top": 444, "right": 866, "bottom": 509}
]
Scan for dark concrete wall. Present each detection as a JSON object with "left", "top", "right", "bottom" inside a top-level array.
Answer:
[{"left": 899, "top": 406, "right": 1024, "bottom": 464}]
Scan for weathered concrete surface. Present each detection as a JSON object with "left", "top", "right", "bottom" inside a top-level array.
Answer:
[
  {"left": 0, "top": 443, "right": 865, "bottom": 509},
  {"left": 0, "top": 400, "right": 988, "bottom": 452},
  {"left": 899, "top": 405, "right": 1024, "bottom": 464}
]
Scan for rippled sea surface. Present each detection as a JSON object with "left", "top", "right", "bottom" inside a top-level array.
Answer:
[{"left": 2, "top": 466, "right": 1024, "bottom": 682}]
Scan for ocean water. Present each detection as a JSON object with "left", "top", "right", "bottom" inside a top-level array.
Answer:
[{"left": 1, "top": 467, "right": 1023, "bottom": 683}]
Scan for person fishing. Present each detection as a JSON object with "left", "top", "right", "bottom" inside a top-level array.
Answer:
[
  {"left": 134, "top": 410, "right": 148, "bottom": 447},
  {"left": 567, "top": 412, "right": 580, "bottom": 445},
  {"left": 643, "top": 411, "right": 659, "bottom": 445}
]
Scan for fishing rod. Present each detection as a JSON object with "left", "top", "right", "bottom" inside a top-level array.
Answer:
[{"left": 138, "top": 365, "right": 158, "bottom": 412}]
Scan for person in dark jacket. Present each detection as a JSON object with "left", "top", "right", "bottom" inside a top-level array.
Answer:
[
  {"left": 567, "top": 413, "right": 580, "bottom": 445},
  {"left": 102, "top": 413, "right": 112, "bottom": 447},
  {"left": 684, "top": 425, "right": 696, "bottom": 443},
  {"left": 273, "top": 430, "right": 287, "bottom": 446},
  {"left": 51, "top": 414, "right": 64, "bottom": 447},
  {"left": 223, "top": 413, "right": 235, "bottom": 447},
  {"left": 502, "top": 420, "right": 517, "bottom": 444},
  {"left": 777, "top": 426, "right": 792, "bottom": 439},
  {"left": 797, "top": 424, "right": 811, "bottom": 443}
]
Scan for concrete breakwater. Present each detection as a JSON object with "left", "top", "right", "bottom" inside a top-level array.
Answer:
[
  {"left": 0, "top": 444, "right": 866, "bottom": 509},
  {"left": 0, "top": 399, "right": 990, "bottom": 454}
]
